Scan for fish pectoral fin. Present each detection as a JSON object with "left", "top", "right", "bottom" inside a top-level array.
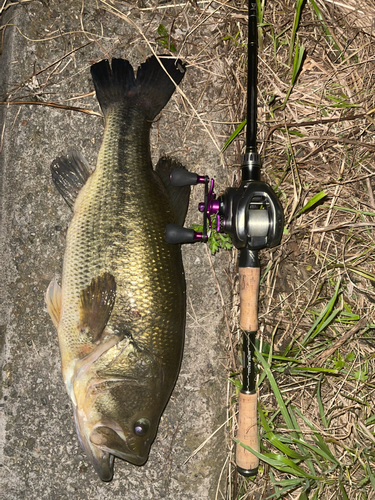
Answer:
[
  {"left": 45, "top": 279, "right": 62, "bottom": 328},
  {"left": 155, "top": 157, "right": 190, "bottom": 226},
  {"left": 50, "top": 150, "right": 91, "bottom": 209},
  {"left": 79, "top": 272, "right": 116, "bottom": 342}
]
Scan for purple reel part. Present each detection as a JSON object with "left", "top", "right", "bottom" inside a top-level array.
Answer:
[
  {"left": 196, "top": 175, "right": 207, "bottom": 185},
  {"left": 198, "top": 178, "right": 220, "bottom": 230},
  {"left": 193, "top": 232, "right": 207, "bottom": 242}
]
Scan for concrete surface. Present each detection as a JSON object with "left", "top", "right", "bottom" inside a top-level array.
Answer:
[{"left": 0, "top": 1, "right": 231, "bottom": 499}]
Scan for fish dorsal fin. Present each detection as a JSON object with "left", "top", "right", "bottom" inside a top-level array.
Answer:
[
  {"left": 155, "top": 156, "right": 190, "bottom": 226},
  {"left": 45, "top": 279, "right": 62, "bottom": 328},
  {"left": 50, "top": 150, "right": 91, "bottom": 209},
  {"left": 79, "top": 273, "right": 116, "bottom": 342}
]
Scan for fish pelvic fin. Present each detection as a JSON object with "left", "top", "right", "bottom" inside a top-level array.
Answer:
[
  {"left": 50, "top": 150, "right": 91, "bottom": 209},
  {"left": 90, "top": 56, "right": 186, "bottom": 120},
  {"left": 79, "top": 272, "right": 117, "bottom": 342},
  {"left": 155, "top": 157, "right": 190, "bottom": 226},
  {"left": 45, "top": 279, "right": 62, "bottom": 329}
]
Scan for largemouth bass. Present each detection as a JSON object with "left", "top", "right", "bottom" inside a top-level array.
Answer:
[{"left": 45, "top": 56, "right": 189, "bottom": 481}]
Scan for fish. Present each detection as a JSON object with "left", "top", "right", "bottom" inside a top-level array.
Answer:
[{"left": 45, "top": 55, "right": 189, "bottom": 481}]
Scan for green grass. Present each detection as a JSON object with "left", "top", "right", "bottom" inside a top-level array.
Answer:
[
  {"left": 235, "top": 278, "right": 375, "bottom": 499},
  {"left": 156, "top": 23, "right": 176, "bottom": 52},
  {"left": 288, "top": 0, "right": 305, "bottom": 67},
  {"left": 216, "top": 1, "right": 375, "bottom": 497},
  {"left": 192, "top": 216, "right": 232, "bottom": 254}
]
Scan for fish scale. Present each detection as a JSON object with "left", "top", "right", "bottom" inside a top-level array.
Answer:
[
  {"left": 46, "top": 56, "right": 188, "bottom": 481},
  {"left": 61, "top": 107, "right": 183, "bottom": 360}
]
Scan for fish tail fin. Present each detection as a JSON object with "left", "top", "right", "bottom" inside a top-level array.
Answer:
[{"left": 90, "top": 56, "right": 186, "bottom": 120}]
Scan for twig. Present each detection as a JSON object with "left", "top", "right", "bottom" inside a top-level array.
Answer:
[
  {"left": 2, "top": 41, "right": 93, "bottom": 99},
  {"left": 0, "top": 100, "right": 102, "bottom": 117},
  {"left": 292, "top": 135, "right": 375, "bottom": 151},
  {"left": 0, "top": 119, "right": 6, "bottom": 154},
  {"left": 323, "top": 171, "right": 375, "bottom": 186},
  {"left": 0, "top": 0, "right": 32, "bottom": 13},
  {"left": 183, "top": 414, "right": 235, "bottom": 464},
  {"left": 264, "top": 112, "right": 372, "bottom": 145},
  {"left": 314, "top": 317, "right": 368, "bottom": 367},
  {"left": 366, "top": 177, "right": 375, "bottom": 211},
  {"left": 311, "top": 222, "right": 375, "bottom": 233}
]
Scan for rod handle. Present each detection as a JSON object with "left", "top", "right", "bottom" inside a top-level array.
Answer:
[
  {"left": 236, "top": 391, "right": 259, "bottom": 475},
  {"left": 239, "top": 267, "right": 260, "bottom": 331}
]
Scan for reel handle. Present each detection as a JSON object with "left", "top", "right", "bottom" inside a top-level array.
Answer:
[
  {"left": 165, "top": 224, "right": 207, "bottom": 244},
  {"left": 165, "top": 172, "right": 212, "bottom": 245},
  {"left": 170, "top": 169, "right": 206, "bottom": 187}
]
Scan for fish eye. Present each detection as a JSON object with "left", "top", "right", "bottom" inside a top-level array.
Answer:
[{"left": 134, "top": 418, "right": 150, "bottom": 436}]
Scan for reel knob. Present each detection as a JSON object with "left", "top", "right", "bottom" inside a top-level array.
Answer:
[
  {"left": 170, "top": 169, "right": 207, "bottom": 187},
  {"left": 165, "top": 224, "right": 207, "bottom": 244}
]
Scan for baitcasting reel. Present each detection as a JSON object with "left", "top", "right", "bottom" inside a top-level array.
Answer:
[
  {"left": 165, "top": 148, "right": 284, "bottom": 478},
  {"left": 165, "top": 151, "right": 284, "bottom": 252}
]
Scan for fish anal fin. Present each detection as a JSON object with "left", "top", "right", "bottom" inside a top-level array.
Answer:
[
  {"left": 155, "top": 156, "right": 190, "bottom": 226},
  {"left": 50, "top": 150, "right": 91, "bottom": 209},
  {"left": 79, "top": 273, "right": 116, "bottom": 342},
  {"left": 45, "top": 279, "right": 62, "bottom": 329}
]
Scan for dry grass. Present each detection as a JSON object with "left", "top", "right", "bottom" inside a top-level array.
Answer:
[{"left": 222, "top": 1, "right": 375, "bottom": 499}]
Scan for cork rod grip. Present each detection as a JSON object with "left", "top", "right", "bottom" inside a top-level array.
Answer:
[
  {"left": 239, "top": 267, "right": 260, "bottom": 331},
  {"left": 236, "top": 392, "right": 259, "bottom": 471}
]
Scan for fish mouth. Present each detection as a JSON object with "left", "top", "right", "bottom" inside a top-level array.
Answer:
[
  {"left": 74, "top": 409, "right": 116, "bottom": 481},
  {"left": 90, "top": 425, "right": 150, "bottom": 466},
  {"left": 95, "top": 453, "right": 115, "bottom": 482},
  {"left": 74, "top": 405, "right": 151, "bottom": 481}
]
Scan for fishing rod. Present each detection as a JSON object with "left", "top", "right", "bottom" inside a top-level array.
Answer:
[{"left": 165, "top": 1, "right": 284, "bottom": 477}]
